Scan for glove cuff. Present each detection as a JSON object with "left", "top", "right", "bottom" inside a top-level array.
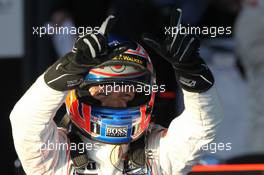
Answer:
[
  {"left": 175, "top": 58, "right": 214, "bottom": 93},
  {"left": 44, "top": 53, "right": 89, "bottom": 91}
]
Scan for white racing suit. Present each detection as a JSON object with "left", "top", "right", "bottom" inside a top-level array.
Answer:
[{"left": 10, "top": 74, "right": 223, "bottom": 175}]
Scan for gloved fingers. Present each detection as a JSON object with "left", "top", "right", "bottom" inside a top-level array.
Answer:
[
  {"left": 89, "top": 33, "right": 107, "bottom": 53},
  {"left": 173, "top": 35, "right": 200, "bottom": 63},
  {"left": 166, "top": 8, "right": 182, "bottom": 43},
  {"left": 142, "top": 33, "right": 176, "bottom": 65},
  {"left": 72, "top": 37, "right": 82, "bottom": 53},
  {"left": 72, "top": 15, "right": 116, "bottom": 56},
  {"left": 170, "top": 8, "right": 182, "bottom": 30},
  {"left": 72, "top": 15, "right": 116, "bottom": 59},
  {"left": 74, "top": 33, "right": 108, "bottom": 58},
  {"left": 168, "top": 33, "right": 185, "bottom": 55},
  {"left": 99, "top": 15, "right": 117, "bottom": 35}
]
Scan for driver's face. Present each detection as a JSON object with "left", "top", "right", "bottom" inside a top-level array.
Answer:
[{"left": 89, "top": 85, "right": 135, "bottom": 108}]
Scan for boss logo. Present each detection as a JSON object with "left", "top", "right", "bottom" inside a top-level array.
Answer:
[{"left": 106, "top": 126, "right": 128, "bottom": 137}]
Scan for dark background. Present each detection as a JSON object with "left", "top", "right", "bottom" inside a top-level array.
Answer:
[{"left": 3, "top": 0, "right": 262, "bottom": 174}]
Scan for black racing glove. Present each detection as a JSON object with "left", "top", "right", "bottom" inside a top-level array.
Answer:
[
  {"left": 142, "top": 9, "right": 214, "bottom": 93},
  {"left": 44, "top": 15, "right": 126, "bottom": 91}
]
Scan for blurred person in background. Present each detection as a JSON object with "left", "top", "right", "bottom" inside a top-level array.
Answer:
[
  {"left": 46, "top": 0, "right": 110, "bottom": 58},
  {"left": 235, "top": 0, "right": 264, "bottom": 154},
  {"left": 48, "top": 8, "right": 76, "bottom": 57}
]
